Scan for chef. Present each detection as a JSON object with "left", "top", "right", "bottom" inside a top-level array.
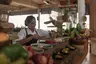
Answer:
[{"left": 16, "top": 15, "right": 50, "bottom": 46}]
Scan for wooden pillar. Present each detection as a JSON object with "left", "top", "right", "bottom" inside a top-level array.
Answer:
[{"left": 90, "top": 0, "right": 96, "bottom": 37}]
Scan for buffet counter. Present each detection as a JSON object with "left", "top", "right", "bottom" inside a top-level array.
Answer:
[
  {"left": 72, "top": 39, "right": 88, "bottom": 64},
  {"left": 43, "top": 39, "right": 88, "bottom": 64}
]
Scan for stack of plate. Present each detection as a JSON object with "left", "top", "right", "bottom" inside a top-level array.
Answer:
[{"left": 31, "top": 43, "right": 53, "bottom": 53}]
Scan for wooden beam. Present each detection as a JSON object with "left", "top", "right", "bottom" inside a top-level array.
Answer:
[
  {"left": 50, "top": 0, "right": 59, "bottom": 5},
  {"left": 43, "top": 0, "right": 59, "bottom": 5},
  {"left": 40, "top": 4, "right": 59, "bottom": 9},
  {"left": 31, "top": 0, "right": 43, "bottom": 4},
  {"left": 9, "top": 9, "right": 37, "bottom": 15},
  {"left": 0, "top": 0, "right": 12, "bottom": 5},
  {"left": 40, "top": 0, "right": 60, "bottom": 8},
  {"left": 59, "top": 4, "right": 77, "bottom": 8},
  {"left": 10, "top": 0, "right": 39, "bottom": 9},
  {"left": 0, "top": 4, "right": 19, "bottom": 11},
  {"left": 10, "top": 8, "right": 34, "bottom": 13}
]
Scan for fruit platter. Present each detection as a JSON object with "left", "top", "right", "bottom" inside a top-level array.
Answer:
[
  {"left": 64, "top": 23, "right": 89, "bottom": 45},
  {"left": 52, "top": 45, "right": 77, "bottom": 64}
]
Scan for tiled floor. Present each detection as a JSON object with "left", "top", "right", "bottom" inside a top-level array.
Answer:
[{"left": 82, "top": 44, "right": 96, "bottom": 64}]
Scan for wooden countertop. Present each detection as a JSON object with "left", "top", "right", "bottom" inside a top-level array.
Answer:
[
  {"left": 72, "top": 39, "right": 88, "bottom": 64},
  {"left": 44, "top": 39, "right": 88, "bottom": 64}
]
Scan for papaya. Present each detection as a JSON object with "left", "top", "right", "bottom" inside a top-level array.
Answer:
[
  {"left": 32, "top": 54, "right": 48, "bottom": 64},
  {"left": 1, "top": 43, "right": 28, "bottom": 62}
]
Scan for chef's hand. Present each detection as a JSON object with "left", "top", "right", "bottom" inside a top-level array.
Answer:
[{"left": 32, "top": 34, "right": 40, "bottom": 39}]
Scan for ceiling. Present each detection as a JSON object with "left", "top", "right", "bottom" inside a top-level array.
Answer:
[{"left": 0, "top": 0, "right": 89, "bottom": 15}]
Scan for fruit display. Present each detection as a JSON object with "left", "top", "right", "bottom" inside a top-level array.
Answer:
[
  {"left": 60, "top": 48, "right": 70, "bottom": 55},
  {"left": 0, "top": 32, "right": 10, "bottom": 48},
  {"left": 66, "top": 23, "right": 89, "bottom": 45},
  {"left": 64, "top": 23, "right": 88, "bottom": 39},
  {"left": 0, "top": 43, "right": 29, "bottom": 64},
  {"left": 52, "top": 45, "right": 76, "bottom": 61},
  {"left": 25, "top": 45, "right": 55, "bottom": 64},
  {"left": 69, "top": 38, "right": 85, "bottom": 45},
  {"left": 11, "top": 58, "right": 25, "bottom": 64},
  {"left": 1, "top": 43, "right": 28, "bottom": 61},
  {"left": 0, "top": 53, "right": 11, "bottom": 64},
  {"left": 32, "top": 54, "right": 54, "bottom": 64},
  {"left": 68, "top": 45, "right": 76, "bottom": 50},
  {"left": 32, "top": 54, "right": 47, "bottom": 64},
  {"left": 0, "top": 32, "right": 9, "bottom": 42},
  {"left": 25, "top": 46, "right": 36, "bottom": 64},
  {"left": 52, "top": 52, "right": 63, "bottom": 60}
]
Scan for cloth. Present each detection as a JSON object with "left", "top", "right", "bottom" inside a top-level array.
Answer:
[{"left": 16, "top": 28, "right": 50, "bottom": 41}]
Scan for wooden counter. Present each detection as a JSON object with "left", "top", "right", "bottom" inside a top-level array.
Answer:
[
  {"left": 44, "top": 39, "right": 88, "bottom": 64},
  {"left": 70, "top": 39, "right": 88, "bottom": 64},
  {"left": 44, "top": 43, "right": 67, "bottom": 54}
]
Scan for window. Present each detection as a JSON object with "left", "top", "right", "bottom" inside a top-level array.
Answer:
[
  {"left": 9, "top": 11, "right": 58, "bottom": 31},
  {"left": 9, "top": 14, "right": 56, "bottom": 31}
]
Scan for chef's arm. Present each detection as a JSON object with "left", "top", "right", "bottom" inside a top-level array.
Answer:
[
  {"left": 17, "top": 34, "right": 40, "bottom": 45},
  {"left": 17, "top": 34, "right": 50, "bottom": 45},
  {"left": 17, "top": 35, "right": 33, "bottom": 45}
]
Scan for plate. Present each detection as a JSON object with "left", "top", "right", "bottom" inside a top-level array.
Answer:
[
  {"left": 39, "top": 40, "right": 46, "bottom": 43},
  {"left": 31, "top": 43, "right": 53, "bottom": 49},
  {"left": 31, "top": 46, "right": 44, "bottom": 53},
  {"left": 31, "top": 43, "right": 53, "bottom": 48},
  {"left": 43, "top": 45, "right": 53, "bottom": 48}
]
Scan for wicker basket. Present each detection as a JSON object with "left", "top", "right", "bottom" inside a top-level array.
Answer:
[{"left": 69, "top": 38, "right": 86, "bottom": 45}]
